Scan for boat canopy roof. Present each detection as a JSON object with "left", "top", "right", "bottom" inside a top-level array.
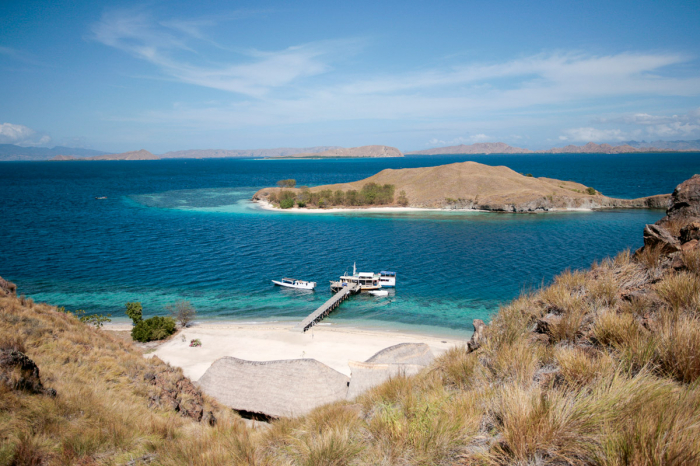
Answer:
[
  {"left": 380, "top": 271, "right": 396, "bottom": 276},
  {"left": 358, "top": 272, "right": 375, "bottom": 278},
  {"left": 282, "top": 278, "right": 298, "bottom": 281}
]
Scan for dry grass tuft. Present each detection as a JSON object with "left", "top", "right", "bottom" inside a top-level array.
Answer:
[{"left": 655, "top": 271, "right": 700, "bottom": 316}]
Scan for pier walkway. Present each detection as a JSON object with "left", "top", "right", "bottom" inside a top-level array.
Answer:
[{"left": 298, "top": 283, "right": 359, "bottom": 332}]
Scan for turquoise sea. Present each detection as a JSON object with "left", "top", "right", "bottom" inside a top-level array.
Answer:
[{"left": 1, "top": 153, "right": 698, "bottom": 337}]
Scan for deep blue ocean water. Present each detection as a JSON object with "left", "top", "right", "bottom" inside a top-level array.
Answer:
[{"left": 1, "top": 153, "right": 698, "bottom": 336}]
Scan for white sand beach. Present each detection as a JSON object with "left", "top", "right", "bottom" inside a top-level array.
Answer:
[
  {"left": 105, "top": 321, "right": 467, "bottom": 380},
  {"left": 254, "top": 199, "right": 489, "bottom": 214}
]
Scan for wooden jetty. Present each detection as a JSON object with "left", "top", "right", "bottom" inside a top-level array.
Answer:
[{"left": 298, "top": 282, "right": 359, "bottom": 332}]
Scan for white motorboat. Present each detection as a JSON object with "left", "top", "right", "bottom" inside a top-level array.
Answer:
[
  {"left": 272, "top": 278, "right": 316, "bottom": 290},
  {"left": 369, "top": 289, "right": 389, "bottom": 297},
  {"left": 379, "top": 271, "right": 396, "bottom": 287}
]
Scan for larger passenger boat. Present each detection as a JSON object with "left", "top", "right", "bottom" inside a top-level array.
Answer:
[{"left": 330, "top": 263, "right": 382, "bottom": 293}]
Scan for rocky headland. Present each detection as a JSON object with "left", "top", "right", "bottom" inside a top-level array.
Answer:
[{"left": 253, "top": 160, "right": 669, "bottom": 212}]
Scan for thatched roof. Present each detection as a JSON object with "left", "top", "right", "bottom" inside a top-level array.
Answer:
[
  {"left": 197, "top": 357, "right": 349, "bottom": 418},
  {"left": 365, "top": 343, "right": 435, "bottom": 366},
  {"left": 346, "top": 361, "right": 425, "bottom": 400}
]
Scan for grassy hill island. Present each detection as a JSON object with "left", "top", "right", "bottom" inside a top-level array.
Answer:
[{"left": 252, "top": 161, "right": 669, "bottom": 212}]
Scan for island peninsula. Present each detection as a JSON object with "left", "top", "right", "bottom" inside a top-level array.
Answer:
[{"left": 252, "top": 160, "right": 669, "bottom": 213}]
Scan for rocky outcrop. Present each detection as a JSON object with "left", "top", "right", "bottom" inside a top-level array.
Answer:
[
  {"left": 638, "top": 174, "right": 700, "bottom": 257},
  {"left": 0, "top": 276, "right": 16, "bottom": 297},
  {"left": 144, "top": 361, "right": 216, "bottom": 425},
  {"left": 665, "top": 174, "right": 700, "bottom": 221},
  {"left": 0, "top": 349, "right": 56, "bottom": 396},
  {"left": 467, "top": 319, "right": 487, "bottom": 352}
]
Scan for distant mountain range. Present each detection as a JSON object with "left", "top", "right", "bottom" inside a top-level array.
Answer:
[
  {"left": 0, "top": 144, "right": 107, "bottom": 161},
  {"left": 2, "top": 139, "right": 699, "bottom": 161},
  {"left": 621, "top": 139, "right": 700, "bottom": 151},
  {"left": 161, "top": 146, "right": 341, "bottom": 159},
  {"left": 51, "top": 149, "right": 159, "bottom": 161},
  {"left": 408, "top": 141, "right": 699, "bottom": 155},
  {"left": 406, "top": 142, "right": 532, "bottom": 155},
  {"left": 274, "top": 145, "right": 403, "bottom": 158}
]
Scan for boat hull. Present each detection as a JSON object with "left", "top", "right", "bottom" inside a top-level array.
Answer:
[{"left": 272, "top": 280, "right": 316, "bottom": 290}]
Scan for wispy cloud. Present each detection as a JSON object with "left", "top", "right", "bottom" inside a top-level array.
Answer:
[
  {"left": 90, "top": 8, "right": 357, "bottom": 97},
  {"left": 0, "top": 123, "right": 51, "bottom": 146},
  {"left": 90, "top": 8, "right": 700, "bottom": 143},
  {"left": 561, "top": 108, "right": 700, "bottom": 142}
]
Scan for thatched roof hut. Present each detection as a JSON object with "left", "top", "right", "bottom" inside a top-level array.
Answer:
[
  {"left": 197, "top": 357, "right": 349, "bottom": 418},
  {"left": 365, "top": 343, "right": 435, "bottom": 365},
  {"left": 346, "top": 361, "right": 424, "bottom": 400},
  {"left": 346, "top": 343, "right": 435, "bottom": 400}
]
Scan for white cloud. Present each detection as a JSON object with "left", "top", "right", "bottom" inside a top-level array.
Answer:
[
  {"left": 574, "top": 108, "right": 700, "bottom": 142},
  {"left": 91, "top": 9, "right": 356, "bottom": 97},
  {"left": 90, "top": 8, "right": 700, "bottom": 135},
  {"left": 559, "top": 127, "right": 627, "bottom": 142},
  {"left": 0, "top": 123, "right": 51, "bottom": 146}
]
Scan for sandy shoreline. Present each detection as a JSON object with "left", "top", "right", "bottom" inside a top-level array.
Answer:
[
  {"left": 254, "top": 199, "right": 492, "bottom": 214},
  {"left": 105, "top": 321, "right": 467, "bottom": 380}
]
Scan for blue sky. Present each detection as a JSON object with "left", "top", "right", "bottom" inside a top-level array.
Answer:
[{"left": 1, "top": 0, "right": 699, "bottom": 153}]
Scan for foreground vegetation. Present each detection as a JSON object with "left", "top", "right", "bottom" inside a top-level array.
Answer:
[{"left": 269, "top": 182, "right": 402, "bottom": 209}]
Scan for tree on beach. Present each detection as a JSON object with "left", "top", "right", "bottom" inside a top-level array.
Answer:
[
  {"left": 166, "top": 300, "right": 196, "bottom": 328},
  {"left": 126, "top": 302, "right": 142, "bottom": 324}
]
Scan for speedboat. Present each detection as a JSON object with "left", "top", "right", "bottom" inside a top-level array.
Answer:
[
  {"left": 369, "top": 289, "right": 389, "bottom": 297},
  {"left": 272, "top": 278, "right": 316, "bottom": 290}
]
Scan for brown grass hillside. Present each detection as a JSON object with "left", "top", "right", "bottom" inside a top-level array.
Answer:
[
  {"left": 253, "top": 161, "right": 668, "bottom": 211},
  {"left": 3, "top": 177, "right": 700, "bottom": 465}
]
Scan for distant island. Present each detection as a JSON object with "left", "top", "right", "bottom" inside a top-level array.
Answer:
[
  {"left": 160, "top": 146, "right": 341, "bottom": 159},
  {"left": 252, "top": 161, "right": 669, "bottom": 213},
  {"left": 271, "top": 145, "right": 402, "bottom": 159},
  {"left": 3, "top": 139, "right": 699, "bottom": 161},
  {"left": 50, "top": 149, "right": 159, "bottom": 161},
  {"left": 407, "top": 141, "right": 699, "bottom": 155}
]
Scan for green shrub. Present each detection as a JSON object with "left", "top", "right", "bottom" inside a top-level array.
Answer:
[
  {"left": 280, "top": 198, "right": 295, "bottom": 209},
  {"left": 131, "top": 316, "right": 176, "bottom": 342},
  {"left": 333, "top": 190, "right": 345, "bottom": 205},
  {"left": 397, "top": 190, "right": 409, "bottom": 206},
  {"left": 525, "top": 173, "right": 534, "bottom": 177},
  {"left": 277, "top": 179, "right": 296, "bottom": 188},
  {"left": 586, "top": 187, "right": 597, "bottom": 195},
  {"left": 126, "top": 302, "right": 142, "bottom": 324},
  {"left": 297, "top": 200, "right": 306, "bottom": 208}
]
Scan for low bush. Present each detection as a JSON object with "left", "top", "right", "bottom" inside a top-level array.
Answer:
[
  {"left": 279, "top": 198, "right": 294, "bottom": 209},
  {"left": 276, "top": 179, "right": 296, "bottom": 188},
  {"left": 131, "top": 316, "right": 176, "bottom": 342}
]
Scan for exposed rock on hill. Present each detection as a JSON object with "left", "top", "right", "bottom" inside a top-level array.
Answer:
[
  {"left": 253, "top": 161, "right": 669, "bottom": 212},
  {"left": 407, "top": 142, "right": 532, "bottom": 155},
  {"left": 0, "top": 349, "right": 55, "bottom": 396},
  {"left": 274, "top": 145, "right": 403, "bottom": 158}
]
